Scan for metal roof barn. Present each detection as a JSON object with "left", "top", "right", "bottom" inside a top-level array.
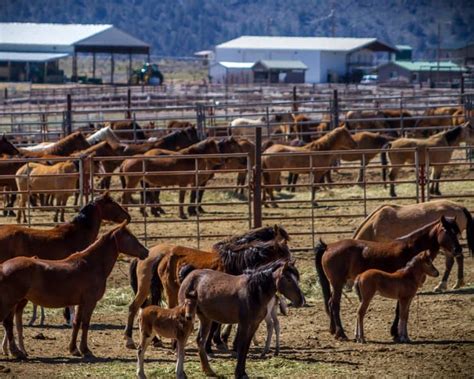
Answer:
[
  {"left": 210, "top": 35, "right": 397, "bottom": 84},
  {"left": 0, "top": 23, "right": 150, "bottom": 83}
]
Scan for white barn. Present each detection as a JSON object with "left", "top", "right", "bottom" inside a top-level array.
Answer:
[{"left": 210, "top": 36, "right": 396, "bottom": 84}]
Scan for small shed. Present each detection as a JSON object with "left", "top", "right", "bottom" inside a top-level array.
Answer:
[
  {"left": 209, "top": 61, "right": 254, "bottom": 84},
  {"left": 252, "top": 60, "right": 307, "bottom": 83},
  {"left": 395, "top": 45, "right": 413, "bottom": 61},
  {"left": 377, "top": 60, "right": 466, "bottom": 85}
]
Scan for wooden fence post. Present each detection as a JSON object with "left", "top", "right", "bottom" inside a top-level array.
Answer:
[
  {"left": 331, "top": 89, "right": 339, "bottom": 129},
  {"left": 253, "top": 113, "right": 264, "bottom": 228},
  {"left": 65, "top": 94, "right": 72, "bottom": 135},
  {"left": 126, "top": 87, "right": 132, "bottom": 119}
]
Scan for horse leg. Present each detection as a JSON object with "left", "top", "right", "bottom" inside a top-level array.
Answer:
[
  {"left": 390, "top": 301, "right": 400, "bottom": 340},
  {"left": 125, "top": 283, "right": 151, "bottom": 349},
  {"left": 397, "top": 297, "right": 412, "bottom": 343},
  {"left": 330, "top": 286, "right": 347, "bottom": 341},
  {"left": 221, "top": 324, "right": 232, "bottom": 347},
  {"left": 261, "top": 310, "right": 274, "bottom": 357},
  {"left": 434, "top": 255, "right": 454, "bottom": 292},
  {"left": 176, "top": 337, "right": 188, "bottom": 379},
  {"left": 355, "top": 293, "right": 372, "bottom": 343},
  {"left": 210, "top": 323, "right": 227, "bottom": 353},
  {"left": 272, "top": 304, "right": 281, "bottom": 356},
  {"left": 188, "top": 189, "right": 198, "bottom": 216},
  {"left": 178, "top": 190, "right": 187, "bottom": 219},
  {"left": 136, "top": 323, "right": 153, "bottom": 379},
  {"left": 286, "top": 173, "right": 293, "bottom": 192},
  {"left": 28, "top": 303, "right": 37, "bottom": 326},
  {"left": 235, "top": 322, "right": 259, "bottom": 379},
  {"left": 3, "top": 310, "right": 25, "bottom": 359},
  {"left": 389, "top": 167, "right": 399, "bottom": 197},
  {"left": 357, "top": 160, "right": 366, "bottom": 185},
  {"left": 15, "top": 299, "right": 28, "bottom": 356},
  {"left": 69, "top": 304, "right": 83, "bottom": 356},
  {"left": 453, "top": 254, "right": 465, "bottom": 289},
  {"left": 196, "top": 317, "right": 216, "bottom": 377},
  {"left": 197, "top": 188, "right": 206, "bottom": 214},
  {"left": 78, "top": 302, "right": 96, "bottom": 357}
]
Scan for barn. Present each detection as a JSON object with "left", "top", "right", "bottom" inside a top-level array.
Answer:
[
  {"left": 209, "top": 35, "right": 397, "bottom": 84},
  {"left": 0, "top": 23, "right": 150, "bottom": 83}
]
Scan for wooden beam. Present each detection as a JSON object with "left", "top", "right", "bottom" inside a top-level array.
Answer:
[{"left": 110, "top": 53, "right": 115, "bottom": 84}]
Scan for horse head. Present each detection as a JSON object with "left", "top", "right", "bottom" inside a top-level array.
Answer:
[
  {"left": 438, "top": 216, "right": 462, "bottom": 257},
  {"left": 183, "top": 289, "right": 198, "bottom": 321},
  {"left": 416, "top": 251, "right": 440, "bottom": 278},
  {"left": 112, "top": 221, "right": 148, "bottom": 260},
  {"left": 273, "top": 259, "right": 305, "bottom": 307},
  {"left": 94, "top": 191, "right": 131, "bottom": 224},
  {"left": 0, "top": 134, "right": 20, "bottom": 156},
  {"left": 218, "top": 136, "right": 245, "bottom": 166},
  {"left": 333, "top": 126, "right": 358, "bottom": 150}
]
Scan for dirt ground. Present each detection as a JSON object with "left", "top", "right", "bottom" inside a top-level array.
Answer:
[{"left": 0, "top": 152, "right": 473, "bottom": 378}]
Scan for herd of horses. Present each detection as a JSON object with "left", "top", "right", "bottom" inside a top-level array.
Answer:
[
  {"left": 0, "top": 192, "right": 472, "bottom": 378},
  {"left": 0, "top": 104, "right": 472, "bottom": 378}
]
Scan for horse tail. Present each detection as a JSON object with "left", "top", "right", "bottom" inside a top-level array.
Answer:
[
  {"left": 380, "top": 142, "right": 391, "bottom": 183},
  {"left": 129, "top": 259, "right": 139, "bottom": 294},
  {"left": 354, "top": 278, "right": 362, "bottom": 302},
  {"left": 352, "top": 204, "right": 387, "bottom": 239},
  {"left": 314, "top": 239, "right": 331, "bottom": 315},
  {"left": 150, "top": 258, "right": 163, "bottom": 306},
  {"left": 462, "top": 207, "right": 474, "bottom": 256},
  {"left": 178, "top": 264, "right": 196, "bottom": 283}
]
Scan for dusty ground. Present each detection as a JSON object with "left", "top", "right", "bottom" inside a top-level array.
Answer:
[{"left": 0, "top": 151, "right": 473, "bottom": 378}]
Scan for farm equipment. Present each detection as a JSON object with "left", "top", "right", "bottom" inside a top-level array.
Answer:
[{"left": 129, "top": 62, "right": 164, "bottom": 85}]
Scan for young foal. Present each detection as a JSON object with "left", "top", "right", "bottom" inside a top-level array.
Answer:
[
  {"left": 0, "top": 222, "right": 148, "bottom": 359},
  {"left": 136, "top": 290, "right": 198, "bottom": 379},
  {"left": 354, "top": 251, "right": 439, "bottom": 343},
  {"left": 315, "top": 216, "right": 461, "bottom": 341},
  {"left": 178, "top": 260, "right": 305, "bottom": 379}
]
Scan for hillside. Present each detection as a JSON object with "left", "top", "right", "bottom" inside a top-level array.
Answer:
[{"left": 1, "top": 0, "right": 473, "bottom": 58}]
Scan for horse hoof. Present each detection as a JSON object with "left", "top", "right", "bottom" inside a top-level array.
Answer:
[
  {"left": 179, "top": 214, "right": 188, "bottom": 220},
  {"left": 70, "top": 348, "right": 81, "bottom": 357},
  {"left": 433, "top": 281, "right": 447, "bottom": 292},
  {"left": 215, "top": 343, "right": 229, "bottom": 353},
  {"left": 125, "top": 340, "right": 136, "bottom": 350},
  {"left": 152, "top": 338, "right": 163, "bottom": 348},
  {"left": 81, "top": 350, "right": 95, "bottom": 360},
  {"left": 452, "top": 279, "right": 465, "bottom": 290},
  {"left": 12, "top": 349, "right": 27, "bottom": 360}
]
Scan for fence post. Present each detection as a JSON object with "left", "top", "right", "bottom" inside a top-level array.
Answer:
[
  {"left": 3, "top": 88, "right": 7, "bottom": 105},
  {"left": 126, "top": 87, "right": 132, "bottom": 119},
  {"left": 195, "top": 104, "right": 205, "bottom": 139},
  {"left": 253, "top": 116, "right": 263, "bottom": 228},
  {"left": 399, "top": 92, "right": 404, "bottom": 136},
  {"left": 292, "top": 86, "right": 298, "bottom": 112},
  {"left": 65, "top": 94, "right": 72, "bottom": 135},
  {"left": 460, "top": 75, "right": 465, "bottom": 105},
  {"left": 331, "top": 89, "right": 339, "bottom": 129}
]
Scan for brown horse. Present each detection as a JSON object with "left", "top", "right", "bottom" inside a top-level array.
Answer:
[
  {"left": 353, "top": 200, "right": 474, "bottom": 291},
  {"left": 124, "top": 225, "right": 290, "bottom": 349},
  {"left": 177, "top": 259, "right": 305, "bottom": 378},
  {"left": 345, "top": 110, "right": 389, "bottom": 133},
  {"left": 121, "top": 138, "right": 223, "bottom": 219},
  {"left": 314, "top": 216, "right": 462, "bottom": 341},
  {"left": 136, "top": 290, "right": 198, "bottom": 379},
  {"left": 0, "top": 221, "right": 148, "bottom": 359},
  {"left": 20, "top": 131, "right": 91, "bottom": 157},
  {"left": 227, "top": 138, "right": 255, "bottom": 197},
  {"left": 354, "top": 251, "right": 439, "bottom": 343},
  {"left": 384, "top": 121, "right": 474, "bottom": 197},
  {"left": 379, "top": 109, "right": 417, "bottom": 136},
  {"left": 123, "top": 127, "right": 199, "bottom": 155},
  {"left": 104, "top": 120, "right": 147, "bottom": 141},
  {"left": 262, "top": 126, "right": 357, "bottom": 207},
  {"left": 414, "top": 106, "right": 462, "bottom": 136},
  {"left": 167, "top": 120, "right": 195, "bottom": 130}
]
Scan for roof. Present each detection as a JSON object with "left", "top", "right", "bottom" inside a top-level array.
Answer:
[
  {"left": 395, "top": 45, "right": 412, "bottom": 50},
  {"left": 0, "top": 23, "right": 111, "bottom": 46},
  {"left": 0, "top": 51, "right": 68, "bottom": 62},
  {"left": 388, "top": 60, "right": 466, "bottom": 72},
  {"left": 253, "top": 60, "right": 307, "bottom": 70},
  {"left": 216, "top": 36, "right": 397, "bottom": 52},
  {"left": 215, "top": 61, "right": 254, "bottom": 69},
  {"left": 0, "top": 22, "right": 150, "bottom": 55},
  {"left": 194, "top": 50, "right": 214, "bottom": 56}
]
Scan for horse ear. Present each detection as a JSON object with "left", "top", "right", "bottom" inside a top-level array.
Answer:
[{"left": 440, "top": 215, "right": 448, "bottom": 228}]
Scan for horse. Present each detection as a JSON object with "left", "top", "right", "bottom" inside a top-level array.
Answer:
[
  {"left": 15, "top": 156, "right": 103, "bottom": 223},
  {"left": 104, "top": 120, "right": 147, "bottom": 141},
  {"left": 0, "top": 135, "right": 21, "bottom": 156},
  {"left": 122, "top": 126, "right": 199, "bottom": 156},
  {"left": 345, "top": 110, "right": 389, "bottom": 133},
  {"left": 0, "top": 192, "right": 130, "bottom": 331},
  {"left": 314, "top": 216, "right": 462, "bottom": 341},
  {"left": 352, "top": 200, "right": 474, "bottom": 291},
  {"left": 85, "top": 126, "right": 122, "bottom": 149},
  {"left": 167, "top": 120, "right": 195, "bottom": 130},
  {"left": 262, "top": 126, "right": 357, "bottom": 207},
  {"left": 121, "top": 139, "right": 223, "bottom": 219},
  {"left": 177, "top": 259, "right": 305, "bottom": 378},
  {"left": 136, "top": 290, "right": 198, "bottom": 379},
  {"left": 414, "top": 106, "right": 463, "bottom": 137},
  {"left": 20, "top": 131, "right": 90, "bottom": 156},
  {"left": 354, "top": 251, "right": 439, "bottom": 343},
  {"left": 227, "top": 138, "right": 255, "bottom": 197},
  {"left": 0, "top": 221, "right": 148, "bottom": 359},
  {"left": 292, "top": 114, "right": 319, "bottom": 142},
  {"left": 379, "top": 109, "right": 417, "bottom": 136},
  {"left": 229, "top": 117, "right": 266, "bottom": 138},
  {"left": 124, "top": 225, "right": 290, "bottom": 349},
  {"left": 384, "top": 121, "right": 474, "bottom": 197}
]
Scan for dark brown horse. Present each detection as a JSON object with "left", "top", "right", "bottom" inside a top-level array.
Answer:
[
  {"left": 124, "top": 225, "right": 290, "bottom": 349},
  {"left": 354, "top": 251, "right": 439, "bottom": 343},
  {"left": 0, "top": 221, "right": 148, "bottom": 359},
  {"left": 314, "top": 216, "right": 462, "bottom": 341},
  {"left": 178, "top": 259, "right": 305, "bottom": 378},
  {"left": 0, "top": 135, "right": 21, "bottom": 156}
]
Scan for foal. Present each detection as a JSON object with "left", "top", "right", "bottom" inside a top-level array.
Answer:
[
  {"left": 136, "top": 290, "right": 198, "bottom": 379},
  {"left": 354, "top": 251, "right": 439, "bottom": 343}
]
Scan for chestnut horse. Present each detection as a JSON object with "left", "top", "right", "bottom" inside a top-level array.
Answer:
[
  {"left": 177, "top": 259, "right": 305, "bottom": 378},
  {"left": 315, "top": 216, "right": 462, "bottom": 341},
  {"left": 0, "top": 221, "right": 148, "bottom": 359},
  {"left": 353, "top": 200, "right": 474, "bottom": 291},
  {"left": 136, "top": 290, "right": 198, "bottom": 379},
  {"left": 121, "top": 139, "right": 223, "bottom": 219},
  {"left": 124, "top": 225, "right": 290, "bottom": 349},
  {"left": 262, "top": 126, "right": 357, "bottom": 207},
  {"left": 354, "top": 251, "right": 439, "bottom": 343},
  {"left": 384, "top": 121, "right": 474, "bottom": 197},
  {"left": 20, "top": 131, "right": 90, "bottom": 156}
]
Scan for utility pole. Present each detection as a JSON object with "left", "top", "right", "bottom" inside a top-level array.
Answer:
[{"left": 437, "top": 22, "right": 441, "bottom": 84}]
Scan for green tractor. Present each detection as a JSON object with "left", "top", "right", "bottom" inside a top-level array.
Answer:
[{"left": 129, "top": 63, "right": 164, "bottom": 85}]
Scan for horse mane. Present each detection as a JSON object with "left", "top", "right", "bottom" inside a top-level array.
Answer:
[
  {"left": 444, "top": 125, "right": 463, "bottom": 144},
  {"left": 72, "top": 141, "right": 110, "bottom": 156},
  {"left": 305, "top": 127, "right": 345, "bottom": 151},
  {"left": 45, "top": 132, "right": 88, "bottom": 155},
  {"left": 213, "top": 225, "right": 290, "bottom": 253},
  {"left": 181, "top": 139, "right": 214, "bottom": 154},
  {"left": 71, "top": 202, "right": 98, "bottom": 227},
  {"left": 217, "top": 239, "right": 291, "bottom": 275},
  {"left": 396, "top": 219, "right": 440, "bottom": 241}
]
